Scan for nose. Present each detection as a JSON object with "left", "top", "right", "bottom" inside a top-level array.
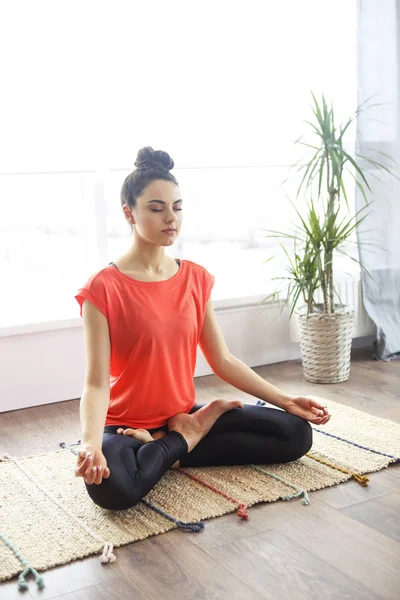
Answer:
[{"left": 165, "top": 209, "right": 179, "bottom": 226}]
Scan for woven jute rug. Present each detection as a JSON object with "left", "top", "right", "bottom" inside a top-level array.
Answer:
[{"left": 1, "top": 396, "right": 399, "bottom": 591}]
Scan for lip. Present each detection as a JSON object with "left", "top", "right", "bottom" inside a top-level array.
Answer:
[{"left": 162, "top": 229, "right": 176, "bottom": 233}]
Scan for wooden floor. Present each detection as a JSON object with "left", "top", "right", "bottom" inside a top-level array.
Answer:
[{"left": 1, "top": 347, "right": 399, "bottom": 600}]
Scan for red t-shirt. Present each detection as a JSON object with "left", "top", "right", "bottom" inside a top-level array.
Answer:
[{"left": 74, "top": 259, "right": 215, "bottom": 429}]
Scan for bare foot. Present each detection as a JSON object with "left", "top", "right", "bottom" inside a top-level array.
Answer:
[
  {"left": 117, "top": 428, "right": 167, "bottom": 444},
  {"left": 117, "top": 428, "right": 153, "bottom": 443},
  {"left": 167, "top": 399, "right": 243, "bottom": 453},
  {"left": 117, "top": 428, "right": 179, "bottom": 468}
]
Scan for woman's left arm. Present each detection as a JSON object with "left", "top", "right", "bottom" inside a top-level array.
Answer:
[{"left": 199, "top": 298, "right": 331, "bottom": 425}]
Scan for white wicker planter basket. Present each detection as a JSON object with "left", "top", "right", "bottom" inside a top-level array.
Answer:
[{"left": 295, "top": 305, "right": 355, "bottom": 384}]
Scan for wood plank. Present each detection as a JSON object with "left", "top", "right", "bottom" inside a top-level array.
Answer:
[
  {"left": 340, "top": 493, "right": 400, "bottom": 543},
  {"left": 42, "top": 579, "right": 150, "bottom": 600},
  {"left": 1, "top": 347, "right": 400, "bottom": 600},
  {"left": 206, "top": 495, "right": 400, "bottom": 599},
  {"left": 120, "top": 532, "right": 264, "bottom": 600},
  {"left": 309, "top": 465, "right": 400, "bottom": 509},
  {"left": 309, "top": 477, "right": 392, "bottom": 510},
  {"left": 367, "top": 465, "right": 400, "bottom": 493},
  {"left": 203, "top": 528, "right": 380, "bottom": 600},
  {"left": 0, "top": 579, "right": 35, "bottom": 600},
  {"left": 5, "top": 556, "right": 119, "bottom": 600}
]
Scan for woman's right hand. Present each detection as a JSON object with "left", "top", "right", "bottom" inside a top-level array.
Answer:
[{"left": 75, "top": 444, "right": 110, "bottom": 485}]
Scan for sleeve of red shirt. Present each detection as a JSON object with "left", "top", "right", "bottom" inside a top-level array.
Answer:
[{"left": 74, "top": 272, "right": 108, "bottom": 319}]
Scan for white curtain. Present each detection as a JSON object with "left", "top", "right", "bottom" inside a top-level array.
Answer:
[{"left": 355, "top": 0, "right": 400, "bottom": 360}]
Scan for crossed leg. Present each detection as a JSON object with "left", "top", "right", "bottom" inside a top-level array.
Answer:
[{"left": 117, "top": 401, "right": 313, "bottom": 469}]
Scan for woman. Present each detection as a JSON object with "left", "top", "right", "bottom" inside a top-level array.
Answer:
[{"left": 74, "top": 146, "right": 331, "bottom": 511}]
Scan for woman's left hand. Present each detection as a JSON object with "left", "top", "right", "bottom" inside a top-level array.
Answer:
[{"left": 284, "top": 396, "right": 331, "bottom": 425}]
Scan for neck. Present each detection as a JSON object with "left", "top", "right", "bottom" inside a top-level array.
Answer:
[{"left": 123, "top": 249, "right": 176, "bottom": 274}]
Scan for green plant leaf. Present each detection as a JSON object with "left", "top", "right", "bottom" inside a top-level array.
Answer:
[
  {"left": 336, "top": 248, "right": 374, "bottom": 281},
  {"left": 348, "top": 169, "right": 369, "bottom": 204},
  {"left": 341, "top": 150, "right": 372, "bottom": 192},
  {"left": 355, "top": 153, "right": 400, "bottom": 182},
  {"left": 262, "top": 256, "right": 276, "bottom": 264},
  {"left": 260, "top": 90, "right": 396, "bottom": 316}
]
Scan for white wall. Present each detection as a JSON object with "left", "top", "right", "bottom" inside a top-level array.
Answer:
[{"left": 0, "top": 296, "right": 375, "bottom": 414}]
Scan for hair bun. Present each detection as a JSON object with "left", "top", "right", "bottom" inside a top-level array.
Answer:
[{"left": 134, "top": 146, "right": 175, "bottom": 171}]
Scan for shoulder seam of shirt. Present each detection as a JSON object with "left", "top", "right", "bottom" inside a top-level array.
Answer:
[
  {"left": 183, "top": 259, "right": 206, "bottom": 272},
  {"left": 83, "top": 267, "right": 112, "bottom": 288}
]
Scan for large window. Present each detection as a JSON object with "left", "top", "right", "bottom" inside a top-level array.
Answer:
[
  {"left": 106, "top": 165, "right": 358, "bottom": 301},
  {"left": 0, "top": 1, "right": 358, "bottom": 329}
]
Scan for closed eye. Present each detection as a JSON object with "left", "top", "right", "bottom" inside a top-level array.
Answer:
[{"left": 151, "top": 208, "right": 182, "bottom": 212}]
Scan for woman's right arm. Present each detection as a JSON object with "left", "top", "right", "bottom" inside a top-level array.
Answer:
[
  {"left": 80, "top": 384, "right": 110, "bottom": 449},
  {"left": 75, "top": 298, "right": 111, "bottom": 484}
]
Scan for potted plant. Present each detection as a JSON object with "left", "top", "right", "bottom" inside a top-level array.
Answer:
[{"left": 259, "top": 92, "right": 398, "bottom": 383}]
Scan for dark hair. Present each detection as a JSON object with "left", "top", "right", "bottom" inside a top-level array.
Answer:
[{"left": 120, "top": 146, "right": 179, "bottom": 229}]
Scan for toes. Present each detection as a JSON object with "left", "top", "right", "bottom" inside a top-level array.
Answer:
[
  {"left": 231, "top": 400, "right": 244, "bottom": 408},
  {"left": 116, "top": 427, "right": 156, "bottom": 442},
  {"left": 123, "top": 428, "right": 136, "bottom": 436},
  {"left": 126, "top": 429, "right": 154, "bottom": 443}
]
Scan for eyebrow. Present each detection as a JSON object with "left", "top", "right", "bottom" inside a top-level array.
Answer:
[{"left": 147, "top": 199, "right": 183, "bottom": 204}]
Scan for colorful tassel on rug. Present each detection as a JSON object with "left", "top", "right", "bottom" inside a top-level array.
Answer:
[
  {"left": 0, "top": 452, "right": 116, "bottom": 566},
  {"left": 178, "top": 468, "right": 249, "bottom": 520},
  {"left": 0, "top": 529, "right": 45, "bottom": 591},
  {"left": 141, "top": 498, "right": 205, "bottom": 531},
  {"left": 306, "top": 452, "right": 370, "bottom": 486},
  {"left": 100, "top": 542, "right": 117, "bottom": 563},
  {"left": 250, "top": 464, "right": 310, "bottom": 505},
  {"left": 59, "top": 441, "right": 80, "bottom": 455}
]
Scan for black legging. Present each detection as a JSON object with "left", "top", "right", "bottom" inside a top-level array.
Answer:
[{"left": 85, "top": 403, "right": 313, "bottom": 510}]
